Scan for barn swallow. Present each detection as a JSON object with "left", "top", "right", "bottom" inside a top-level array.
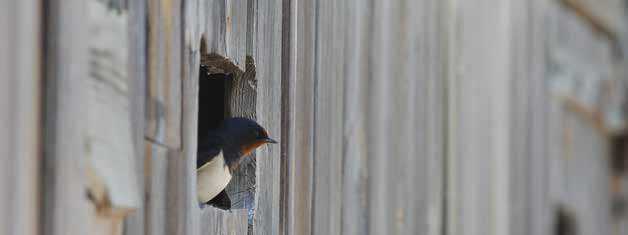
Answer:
[{"left": 196, "top": 117, "right": 277, "bottom": 209}]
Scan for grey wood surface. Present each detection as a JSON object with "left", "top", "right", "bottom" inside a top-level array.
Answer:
[
  {"left": 145, "top": 0, "right": 182, "bottom": 149},
  {"left": 43, "top": 1, "right": 91, "bottom": 235},
  {"left": 0, "top": 1, "right": 42, "bottom": 235},
  {"left": 3, "top": 0, "right": 627, "bottom": 235},
  {"left": 143, "top": 141, "right": 169, "bottom": 235},
  {"left": 339, "top": 0, "right": 369, "bottom": 234},
  {"left": 251, "top": 1, "right": 283, "bottom": 234},
  {"left": 86, "top": 0, "right": 140, "bottom": 213},
  {"left": 283, "top": 1, "right": 317, "bottom": 234},
  {"left": 123, "top": 0, "right": 147, "bottom": 234},
  {"left": 446, "top": 1, "right": 517, "bottom": 235}
]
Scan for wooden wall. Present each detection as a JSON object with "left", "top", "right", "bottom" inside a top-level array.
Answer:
[
  {"left": 1, "top": 0, "right": 627, "bottom": 235},
  {"left": 0, "top": 1, "right": 42, "bottom": 235}
]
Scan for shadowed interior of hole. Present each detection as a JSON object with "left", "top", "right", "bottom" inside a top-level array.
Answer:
[
  {"left": 197, "top": 65, "right": 229, "bottom": 142},
  {"left": 555, "top": 207, "right": 577, "bottom": 235}
]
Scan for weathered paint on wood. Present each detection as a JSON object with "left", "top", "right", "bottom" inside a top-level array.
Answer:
[{"left": 86, "top": 0, "right": 140, "bottom": 213}]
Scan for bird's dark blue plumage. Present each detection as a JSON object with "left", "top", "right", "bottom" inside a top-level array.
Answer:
[
  {"left": 196, "top": 117, "right": 276, "bottom": 171},
  {"left": 196, "top": 117, "right": 277, "bottom": 209}
]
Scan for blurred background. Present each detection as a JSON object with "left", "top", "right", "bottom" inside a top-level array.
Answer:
[{"left": 2, "top": 0, "right": 628, "bottom": 235}]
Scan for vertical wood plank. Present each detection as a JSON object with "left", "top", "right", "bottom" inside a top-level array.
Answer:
[
  {"left": 425, "top": 1, "right": 447, "bottom": 234},
  {"left": 366, "top": 0, "right": 394, "bottom": 234},
  {"left": 145, "top": 0, "right": 182, "bottom": 148},
  {"left": 447, "top": 1, "right": 514, "bottom": 235},
  {"left": 279, "top": 1, "right": 296, "bottom": 235},
  {"left": 508, "top": 1, "right": 552, "bottom": 235},
  {"left": 0, "top": 1, "right": 42, "bottom": 235},
  {"left": 310, "top": 0, "right": 344, "bottom": 234},
  {"left": 43, "top": 1, "right": 91, "bottom": 234},
  {"left": 86, "top": 0, "right": 140, "bottom": 212},
  {"left": 526, "top": 2, "right": 552, "bottom": 235},
  {"left": 124, "top": 0, "right": 147, "bottom": 233},
  {"left": 252, "top": 0, "right": 283, "bottom": 234},
  {"left": 144, "top": 141, "right": 170, "bottom": 235},
  {"left": 285, "top": 0, "right": 317, "bottom": 233},
  {"left": 340, "top": 0, "right": 369, "bottom": 234}
]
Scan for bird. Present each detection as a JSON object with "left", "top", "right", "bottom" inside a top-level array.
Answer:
[{"left": 196, "top": 117, "right": 277, "bottom": 209}]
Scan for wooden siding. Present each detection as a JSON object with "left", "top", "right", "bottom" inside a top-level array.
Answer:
[
  {"left": 1, "top": 0, "right": 627, "bottom": 235},
  {"left": 0, "top": 1, "right": 42, "bottom": 235}
]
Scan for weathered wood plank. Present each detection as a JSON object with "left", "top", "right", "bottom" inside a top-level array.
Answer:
[
  {"left": 145, "top": 0, "right": 182, "bottom": 148},
  {"left": 340, "top": 0, "right": 369, "bottom": 234},
  {"left": 284, "top": 0, "right": 317, "bottom": 233},
  {"left": 123, "top": 0, "right": 147, "bottom": 233},
  {"left": 144, "top": 141, "right": 169, "bottom": 235},
  {"left": 0, "top": 1, "right": 42, "bottom": 235},
  {"left": 43, "top": 1, "right": 91, "bottom": 234},
  {"left": 197, "top": 0, "right": 248, "bottom": 70},
  {"left": 446, "top": 1, "right": 514, "bottom": 235},
  {"left": 366, "top": 1, "right": 395, "bottom": 234},
  {"left": 311, "top": 0, "right": 345, "bottom": 234},
  {"left": 251, "top": 0, "right": 283, "bottom": 234},
  {"left": 424, "top": 1, "right": 446, "bottom": 234},
  {"left": 86, "top": 0, "right": 140, "bottom": 213},
  {"left": 525, "top": 2, "right": 553, "bottom": 235},
  {"left": 199, "top": 208, "right": 248, "bottom": 235},
  {"left": 508, "top": 1, "right": 551, "bottom": 235}
]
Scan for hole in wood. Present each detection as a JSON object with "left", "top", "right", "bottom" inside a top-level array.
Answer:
[
  {"left": 196, "top": 42, "right": 257, "bottom": 224},
  {"left": 197, "top": 68, "right": 235, "bottom": 211},
  {"left": 555, "top": 206, "right": 578, "bottom": 235},
  {"left": 197, "top": 69, "right": 231, "bottom": 142}
]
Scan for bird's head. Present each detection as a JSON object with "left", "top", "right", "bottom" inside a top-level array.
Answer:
[{"left": 218, "top": 117, "right": 277, "bottom": 157}]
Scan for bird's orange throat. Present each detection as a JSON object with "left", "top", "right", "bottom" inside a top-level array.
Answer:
[{"left": 239, "top": 140, "right": 266, "bottom": 157}]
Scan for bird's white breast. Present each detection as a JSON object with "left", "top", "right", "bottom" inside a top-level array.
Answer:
[{"left": 197, "top": 151, "right": 232, "bottom": 203}]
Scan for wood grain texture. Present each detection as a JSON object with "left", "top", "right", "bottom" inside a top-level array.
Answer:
[
  {"left": 251, "top": 0, "right": 283, "bottom": 233},
  {"left": 43, "top": 1, "right": 91, "bottom": 235},
  {"left": 0, "top": 1, "right": 42, "bottom": 235},
  {"left": 24, "top": 0, "right": 628, "bottom": 234},
  {"left": 446, "top": 1, "right": 514, "bottom": 235},
  {"left": 508, "top": 1, "right": 551, "bottom": 235},
  {"left": 143, "top": 141, "right": 170, "bottom": 235},
  {"left": 525, "top": 2, "right": 553, "bottom": 235},
  {"left": 310, "top": 1, "right": 344, "bottom": 234},
  {"left": 123, "top": 0, "right": 147, "bottom": 233},
  {"left": 340, "top": 0, "right": 369, "bottom": 234},
  {"left": 279, "top": 0, "right": 295, "bottom": 234},
  {"left": 86, "top": 0, "right": 140, "bottom": 213},
  {"left": 199, "top": 208, "right": 248, "bottom": 235},
  {"left": 225, "top": 56, "right": 257, "bottom": 213},
  {"left": 284, "top": 0, "right": 317, "bottom": 234},
  {"left": 145, "top": 0, "right": 182, "bottom": 148}
]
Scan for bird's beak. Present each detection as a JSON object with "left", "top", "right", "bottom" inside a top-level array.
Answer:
[{"left": 263, "top": 138, "right": 278, "bottom": 144}]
